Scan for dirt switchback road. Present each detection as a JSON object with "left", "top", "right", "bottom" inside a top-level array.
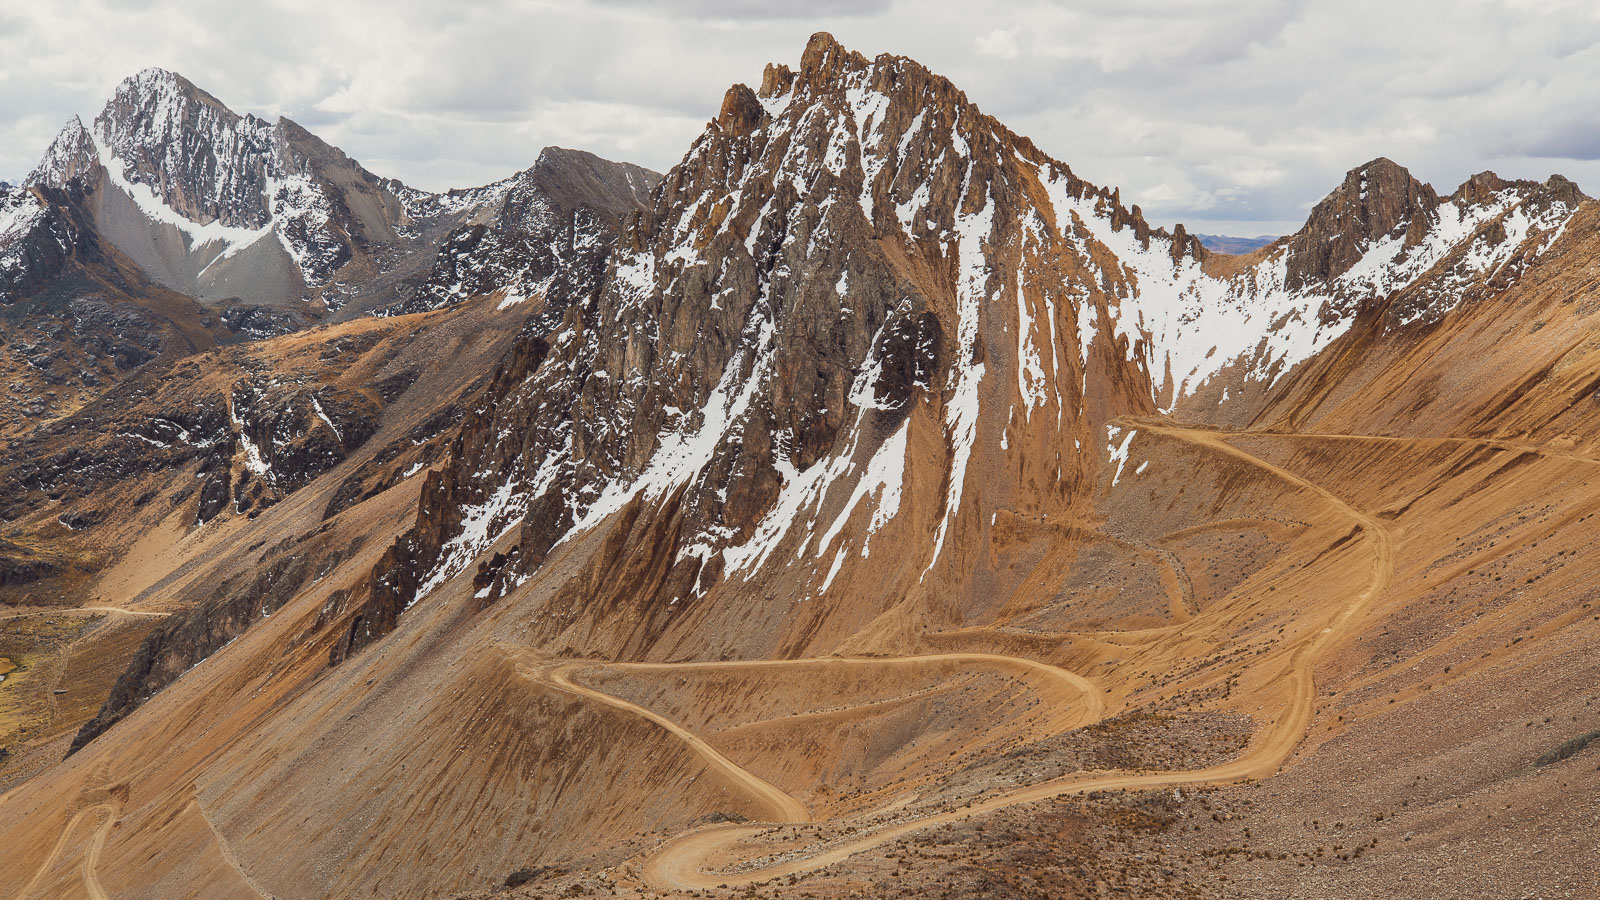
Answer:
[
  {"left": 535, "top": 658, "right": 811, "bottom": 824},
  {"left": 0, "top": 605, "right": 170, "bottom": 624},
  {"left": 640, "top": 421, "right": 1394, "bottom": 890},
  {"left": 517, "top": 652, "right": 1105, "bottom": 831},
  {"left": 13, "top": 802, "right": 116, "bottom": 900}
]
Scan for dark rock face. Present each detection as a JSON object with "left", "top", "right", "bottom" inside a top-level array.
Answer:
[
  {"left": 65, "top": 297, "right": 165, "bottom": 368},
  {"left": 0, "top": 383, "right": 234, "bottom": 540},
  {"left": 322, "top": 399, "right": 459, "bottom": 522},
  {"left": 0, "top": 326, "right": 394, "bottom": 580},
  {"left": 386, "top": 148, "right": 658, "bottom": 317},
  {"left": 873, "top": 311, "right": 943, "bottom": 412},
  {"left": 329, "top": 31, "right": 1201, "bottom": 659},
  {"left": 326, "top": 533, "right": 420, "bottom": 665},
  {"left": 196, "top": 463, "right": 233, "bottom": 523},
  {"left": 0, "top": 539, "right": 65, "bottom": 587},
  {"left": 0, "top": 183, "right": 99, "bottom": 305},
  {"left": 1283, "top": 158, "right": 1441, "bottom": 292},
  {"left": 228, "top": 378, "right": 381, "bottom": 515},
  {"left": 1, "top": 295, "right": 168, "bottom": 428},
  {"left": 220, "top": 305, "right": 304, "bottom": 341},
  {"left": 332, "top": 334, "right": 553, "bottom": 659}
]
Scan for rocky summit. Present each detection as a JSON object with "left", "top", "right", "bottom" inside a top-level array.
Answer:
[{"left": 1, "top": 32, "right": 1598, "bottom": 900}]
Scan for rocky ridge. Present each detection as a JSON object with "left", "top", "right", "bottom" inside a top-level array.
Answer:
[
  {"left": 0, "top": 70, "right": 658, "bottom": 449},
  {"left": 332, "top": 33, "right": 1588, "bottom": 663},
  {"left": 13, "top": 68, "right": 660, "bottom": 321},
  {"left": 382, "top": 147, "right": 658, "bottom": 316},
  {"left": 1, "top": 32, "right": 1597, "bottom": 900},
  {"left": 26, "top": 69, "right": 407, "bottom": 303}
]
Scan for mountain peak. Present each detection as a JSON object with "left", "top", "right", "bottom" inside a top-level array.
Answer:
[
  {"left": 800, "top": 31, "right": 851, "bottom": 71},
  {"left": 1283, "top": 156, "right": 1440, "bottom": 290},
  {"left": 114, "top": 67, "right": 231, "bottom": 112},
  {"left": 787, "top": 31, "right": 874, "bottom": 99},
  {"left": 27, "top": 115, "right": 98, "bottom": 188},
  {"left": 14, "top": 65, "right": 428, "bottom": 302},
  {"left": 524, "top": 145, "right": 658, "bottom": 224},
  {"left": 1335, "top": 157, "right": 1439, "bottom": 234},
  {"left": 759, "top": 61, "right": 795, "bottom": 99},
  {"left": 102, "top": 67, "right": 237, "bottom": 123},
  {"left": 91, "top": 65, "right": 272, "bottom": 228},
  {"left": 1452, "top": 169, "right": 1517, "bottom": 206},
  {"left": 1450, "top": 169, "right": 1589, "bottom": 209},
  {"left": 715, "top": 83, "right": 765, "bottom": 137}
]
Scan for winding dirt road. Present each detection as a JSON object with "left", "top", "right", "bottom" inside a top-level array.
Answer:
[
  {"left": 13, "top": 421, "right": 1388, "bottom": 895},
  {"left": 0, "top": 605, "right": 170, "bottom": 624},
  {"left": 522, "top": 652, "right": 1104, "bottom": 829},
  {"left": 12, "top": 802, "right": 116, "bottom": 900},
  {"left": 1192, "top": 425, "right": 1600, "bottom": 469},
  {"left": 80, "top": 803, "right": 115, "bottom": 900},
  {"left": 638, "top": 421, "right": 1394, "bottom": 890},
  {"left": 535, "top": 659, "right": 809, "bottom": 824}
]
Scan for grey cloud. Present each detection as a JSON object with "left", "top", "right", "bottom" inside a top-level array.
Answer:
[
  {"left": 590, "top": 0, "right": 893, "bottom": 20},
  {"left": 1494, "top": 122, "right": 1600, "bottom": 162},
  {"left": 2, "top": 0, "right": 1597, "bottom": 232}
]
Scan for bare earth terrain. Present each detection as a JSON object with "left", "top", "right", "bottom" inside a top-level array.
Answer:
[{"left": 3, "top": 32, "right": 1599, "bottom": 900}]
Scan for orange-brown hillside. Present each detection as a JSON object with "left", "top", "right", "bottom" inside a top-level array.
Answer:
[{"left": 1, "top": 33, "right": 1597, "bottom": 900}]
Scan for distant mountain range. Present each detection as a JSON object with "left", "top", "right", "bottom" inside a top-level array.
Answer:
[
  {"left": 2, "top": 32, "right": 1597, "bottom": 900},
  {"left": 1193, "top": 232, "right": 1279, "bottom": 254}
]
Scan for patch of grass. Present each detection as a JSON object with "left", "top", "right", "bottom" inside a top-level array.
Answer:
[
  {"left": 0, "top": 614, "right": 103, "bottom": 755},
  {"left": 1535, "top": 729, "right": 1600, "bottom": 767}
]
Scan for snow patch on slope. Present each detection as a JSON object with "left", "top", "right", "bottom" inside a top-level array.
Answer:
[
  {"left": 1106, "top": 426, "right": 1137, "bottom": 487},
  {"left": 0, "top": 189, "right": 46, "bottom": 272},
  {"left": 228, "top": 401, "right": 272, "bottom": 481},
  {"left": 95, "top": 136, "right": 276, "bottom": 259},
  {"left": 926, "top": 187, "right": 995, "bottom": 575},
  {"left": 1034, "top": 162, "right": 1577, "bottom": 408},
  {"left": 576, "top": 315, "right": 775, "bottom": 536},
  {"left": 416, "top": 475, "right": 527, "bottom": 601}
]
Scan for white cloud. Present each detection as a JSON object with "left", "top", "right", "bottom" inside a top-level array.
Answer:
[
  {"left": 2, "top": 0, "right": 1597, "bottom": 235},
  {"left": 975, "top": 29, "right": 1019, "bottom": 60}
]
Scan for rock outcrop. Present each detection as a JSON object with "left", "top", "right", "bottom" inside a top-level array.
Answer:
[
  {"left": 1283, "top": 158, "right": 1442, "bottom": 292},
  {"left": 385, "top": 147, "right": 658, "bottom": 316}
]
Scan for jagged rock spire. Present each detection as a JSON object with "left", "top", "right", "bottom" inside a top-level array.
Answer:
[
  {"left": 1283, "top": 157, "right": 1440, "bottom": 290},
  {"left": 27, "top": 116, "right": 99, "bottom": 188}
]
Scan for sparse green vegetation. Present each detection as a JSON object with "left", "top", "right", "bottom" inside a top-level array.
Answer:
[{"left": 1534, "top": 729, "right": 1600, "bottom": 767}]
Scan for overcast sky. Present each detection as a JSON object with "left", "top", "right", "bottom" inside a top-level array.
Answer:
[{"left": 3, "top": 0, "right": 1597, "bottom": 234}]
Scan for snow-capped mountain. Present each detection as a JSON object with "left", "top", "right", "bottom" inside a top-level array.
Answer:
[
  {"left": 332, "top": 33, "right": 1586, "bottom": 661},
  {"left": 6, "top": 40, "right": 1581, "bottom": 663},
  {"left": 4, "top": 31, "right": 1600, "bottom": 900},
  {"left": 13, "top": 68, "right": 658, "bottom": 317},
  {"left": 0, "top": 68, "right": 658, "bottom": 443},
  {"left": 23, "top": 68, "right": 411, "bottom": 305},
  {"left": 382, "top": 147, "right": 658, "bottom": 317}
]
